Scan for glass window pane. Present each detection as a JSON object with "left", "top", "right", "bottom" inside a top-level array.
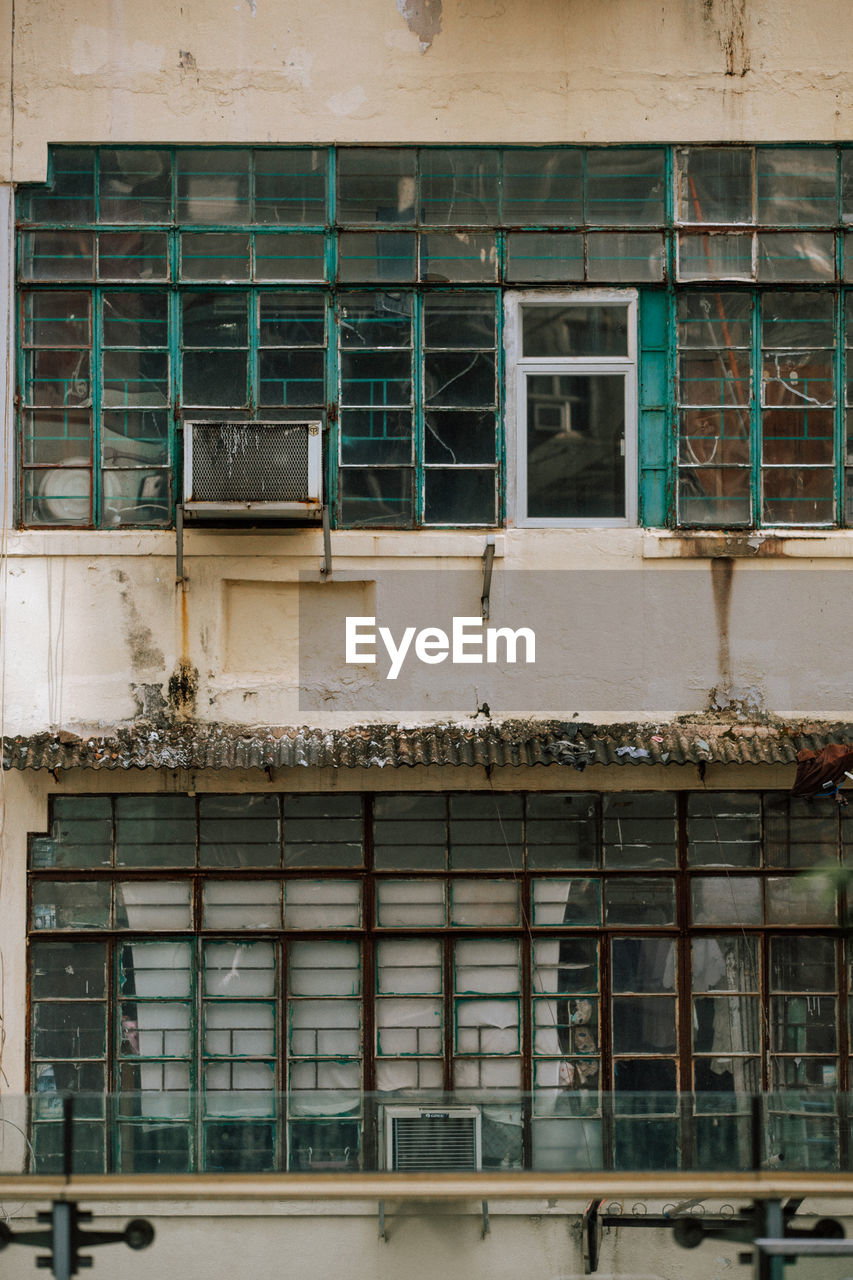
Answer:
[
  {"left": 419, "top": 149, "right": 500, "bottom": 225},
  {"left": 38, "top": 796, "right": 112, "bottom": 869},
  {"left": 31, "top": 940, "right": 107, "bottom": 998},
  {"left": 587, "top": 232, "right": 664, "bottom": 282},
  {"left": 20, "top": 231, "right": 95, "bottom": 281},
  {"left": 422, "top": 293, "right": 496, "bottom": 348},
  {"left": 448, "top": 795, "right": 522, "bottom": 869},
  {"left": 693, "top": 996, "right": 760, "bottom": 1053},
  {"left": 259, "top": 292, "right": 326, "bottom": 346},
  {"left": 24, "top": 348, "right": 91, "bottom": 407},
  {"left": 691, "top": 876, "right": 762, "bottom": 924},
  {"left": 340, "top": 291, "right": 412, "bottom": 348},
  {"left": 116, "top": 881, "right": 192, "bottom": 930},
  {"left": 677, "top": 291, "right": 752, "bottom": 348},
  {"left": 32, "top": 1002, "right": 106, "bottom": 1060},
  {"left": 687, "top": 792, "right": 761, "bottom": 866},
  {"left": 373, "top": 794, "right": 446, "bottom": 869},
  {"left": 678, "top": 233, "right": 753, "bottom": 281},
  {"left": 284, "top": 880, "right": 361, "bottom": 929},
  {"left": 765, "top": 873, "right": 837, "bottom": 924},
  {"left": 99, "top": 149, "right": 172, "bottom": 222},
  {"left": 98, "top": 232, "right": 169, "bottom": 281},
  {"left": 283, "top": 795, "right": 363, "bottom": 867},
  {"left": 103, "top": 350, "right": 169, "bottom": 408},
  {"left": 181, "top": 233, "right": 251, "bottom": 281},
  {"left": 377, "top": 938, "right": 442, "bottom": 994},
  {"left": 254, "top": 232, "right": 325, "bottom": 282},
  {"left": 604, "top": 878, "right": 675, "bottom": 925},
  {"left": 182, "top": 350, "right": 248, "bottom": 407},
  {"left": 757, "top": 233, "right": 835, "bottom": 283},
  {"left": 678, "top": 465, "right": 751, "bottom": 526},
  {"left": 504, "top": 232, "right": 584, "bottom": 283},
  {"left": 774, "top": 935, "right": 836, "bottom": 990},
  {"left": 258, "top": 349, "right": 325, "bottom": 406},
  {"left": 612, "top": 938, "right": 675, "bottom": 992},
  {"left": 177, "top": 150, "right": 250, "bottom": 224},
  {"left": 679, "top": 408, "right": 751, "bottom": 468},
  {"left": 532, "top": 878, "right": 601, "bottom": 926},
  {"left": 288, "top": 940, "right": 360, "bottom": 997},
  {"left": 338, "top": 233, "right": 416, "bottom": 283},
  {"left": 182, "top": 292, "right": 249, "bottom": 347},
  {"left": 23, "top": 148, "right": 96, "bottom": 223},
  {"left": 199, "top": 795, "right": 280, "bottom": 868},
  {"left": 424, "top": 352, "right": 496, "bottom": 407},
  {"left": 419, "top": 233, "right": 497, "bottom": 283},
  {"left": 532, "top": 937, "right": 598, "bottom": 994},
  {"left": 612, "top": 997, "right": 676, "bottom": 1053},
  {"left": 450, "top": 880, "right": 520, "bottom": 926},
  {"left": 204, "top": 940, "right": 276, "bottom": 998},
  {"left": 455, "top": 938, "right": 520, "bottom": 993},
  {"left": 678, "top": 147, "right": 753, "bottom": 223},
  {"left": 24, "top": 292, "right": 91, "bottom": 347},
  {"left": 423, "top": 467, "right": 496, "bottom": 525},
  {"left": 603, "top": 794, "right": 676, "bottom": 868},
  {"left": 502, "top": 149, "right": 583, "bottom": 225},
  {"left": 762, "top": 466, "right": 835, "bottom": 525},
  {"left": 423, "top": 411, "right": 496, "bottom": 466},
  {"left": 203, "top": 881, "right": 282, "bottom": 930},
  {"left": 585, "top": 149, "right": 665, "bottom": 225},
  {"left": 32, "top": 881, "right": 111, "bottom": 929},
  {"left": 762, "top": 291, "right": 835, "bottom": 348},
  {"left": 522, "top": 305, "right": 628, "bottom": 357},
  {"left": 527, "top": 793, "right": 600, "bottom": 869},
  {"left": 340, "top": 350, "right": 412, "bottom": 406},
  {"left": 692, "top": 936, "right": 759, "bottom": 992},
  {"left": 337, "top": 149, "right": 416, "bottom": 223},
  {"left": 23, "top": 467, "right": 92, "bottom": 527},
  {"left": 254, "top": 148, "right": 328, "bottom": 225},
  {"left": 340, "top": 409, "right": 413, "bottom": 466},
  {"left": 103, "top": 291, "right": 168, "bottom": 348},
  {"left": 375, "top": 879, "right": 446, "bottom": 927},
  {"left": 771, "top": 995, "right": 837, "bottom": 1053},
  {"left": 679, "top": 350, "right": 751, "bottom": 405},
  {"left": 22, "top": 409, "right": 93, "bottom": 468},
  {"left": 115, "top": 795, "right": 196, "bottom": 867},
  {"left": 525, "top": 374, "right": 625, "bottom": 520},
  {"left": 338, "top": 467, "right": 414, "bottom": 527},
  {"left": 757, "top": 148, "right": 838, "bottom": 225}
]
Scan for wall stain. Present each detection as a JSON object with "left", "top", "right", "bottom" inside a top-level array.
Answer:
[
  {"left": 112, "top": 569, "right": 166, "bottom": 671},
  {"left": 168, "top": 661, "right": 199, "bottom": 718},
  {"left": 397, "top": 0, "right": 442, "bottom": 51},
  {"left": 710, "top": 555, "right": 734, "bottom": 693},
  {"left": 703, "top": 0, "right": 750, "bottom": 76}
]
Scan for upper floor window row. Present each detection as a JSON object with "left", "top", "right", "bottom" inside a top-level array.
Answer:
[{"left": 20, "top": 144, "right": 853, "bottom": 232}]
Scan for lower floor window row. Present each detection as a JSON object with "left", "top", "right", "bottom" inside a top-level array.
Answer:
[{"left": 30, "top": 929, "right": 850, "bottom": 1173}]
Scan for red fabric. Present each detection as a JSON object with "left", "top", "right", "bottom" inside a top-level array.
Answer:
[{"left": 791, "top": 743, "right": 853, "bottom": 797}]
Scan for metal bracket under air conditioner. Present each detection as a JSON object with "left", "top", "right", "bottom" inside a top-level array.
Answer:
[
  {"left": 378, "top": 1199, "right": 489, "bottom": 1242},
  {"left": 175, "top": 501, "right": 333, "bottom": 585}
]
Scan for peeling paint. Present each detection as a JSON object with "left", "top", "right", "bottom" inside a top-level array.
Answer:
[
  {"left": 710, "top": 556, "right": 734, "bottom": 694},
  {"left": 178, "top": 49, "right": 197, "bottom": 70},
  {"left": 396, "top": 0, "right": 442, "bottom": 52}
]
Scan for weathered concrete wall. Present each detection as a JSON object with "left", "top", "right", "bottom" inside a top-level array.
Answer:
[
  {"left": 2, "top": 530, "right": 853, "bottom": 735},
  {"left": 7, "top": 0, "right": 853, "bottom": 183}
]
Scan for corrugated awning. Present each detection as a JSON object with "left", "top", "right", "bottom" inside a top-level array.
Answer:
[{"left": 2, "top": 720, "right": 848, "bottom": 772}]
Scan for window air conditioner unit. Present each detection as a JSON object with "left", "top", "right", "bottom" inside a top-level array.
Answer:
[
  {"left": 383, "top": 1105, "right": 482, "bottom": 1172},
  {"left": 183, "top": 419, "right": 323, "bottom": 520}
]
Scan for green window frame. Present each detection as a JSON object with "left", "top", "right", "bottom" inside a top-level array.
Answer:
[{"left": 18, "top": 142, "right": 853, "bottom": 531}]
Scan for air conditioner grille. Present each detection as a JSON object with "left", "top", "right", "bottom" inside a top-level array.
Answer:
[
  {"left": 392, "top": 1116, "right": 479, "bottom": 1172},
  {"left": 189, "top": 422, "right": 312, "bottom": 502}
]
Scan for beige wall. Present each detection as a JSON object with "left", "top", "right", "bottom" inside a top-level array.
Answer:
[{"left": 7, "top": 0, "right": 853, "bottom": 183}]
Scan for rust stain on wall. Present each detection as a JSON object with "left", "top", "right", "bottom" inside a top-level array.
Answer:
[
  {"left": 397, "top": 0, "right": 442, "bottom": 51},
  {"left": 703, "top": 0, "right": 750, "bottom": 76},
  {"left": 710, "top": 556, "right": 734, "bottom": 692}
]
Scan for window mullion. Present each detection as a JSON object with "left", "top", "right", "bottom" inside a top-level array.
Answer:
[
  {"left": 92, "top": 286, "right": 102, "bottom": 527},
  {"left": 751, "top": 289, "right": 761, "bottom": 527},
  {"left": 248, "top": 287, "right": 259, "bottom": 417},
  {"left": 413, "top": 289, "right": 424, "bottom": 525},
  {"left": 837, "top": 284, "right": 846, "bottom": 525}
]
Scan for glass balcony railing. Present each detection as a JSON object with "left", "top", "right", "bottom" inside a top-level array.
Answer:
[{"left": 0, "top": 1091, "right": 850, "bottom": 1177}]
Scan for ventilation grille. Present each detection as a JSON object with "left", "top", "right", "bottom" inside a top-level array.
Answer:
[
  {"left": 390, "top": 1112, "right": 481, "bottom": 1172},
  {"left": 187, "top": 421, "right": 318, "bottom": 503}
]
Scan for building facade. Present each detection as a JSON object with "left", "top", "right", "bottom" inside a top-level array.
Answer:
[{"left": 2, "top": 2, "right": 853, "bottom": 1277}]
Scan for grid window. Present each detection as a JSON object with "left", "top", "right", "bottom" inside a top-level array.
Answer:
[{"left": 26, "top": 790, "right": 853, "bottom": 1173}]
